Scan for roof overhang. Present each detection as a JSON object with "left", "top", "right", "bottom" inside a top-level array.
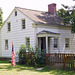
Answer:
[{"left": 37, "top": 30, "right": 60, "bottom": 38}]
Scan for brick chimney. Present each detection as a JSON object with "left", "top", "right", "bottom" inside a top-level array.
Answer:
[{"left": 48, "top": 3, "right": 56, "bottom": 14}]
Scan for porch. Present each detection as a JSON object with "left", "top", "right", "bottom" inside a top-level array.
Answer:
[{"left": 37, "top": 30, "right": 60, "bottom": 54}]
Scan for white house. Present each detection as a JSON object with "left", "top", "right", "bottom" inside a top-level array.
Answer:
[{"left": 0, "top": 3, "right": 75, "bottom": 58}]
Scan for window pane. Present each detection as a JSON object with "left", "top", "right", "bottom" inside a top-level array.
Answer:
[
  {"left": 5, "top": 40, "right": 8, "bottom": 50},
  {"left": 22, "top": 19, "right": 25, "bottom": 29},
  {"left": 15, "top": 11, "right": 17, "bottom": 16},
  {"left": 8, "top": 23, "right": 11, "bottom": 31},
  {"left": 65, "top": 38, "right": 69, "bottom": 48},
  {"left": 5, "top": 40, "right": 8, "bottom": 44},
  {"left": 54, "top": 38, "right": 58, "bottom": 48}
]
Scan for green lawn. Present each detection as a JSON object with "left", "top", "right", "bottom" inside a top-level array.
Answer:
[{"left": 0, "top": 60, "right": 75, "bottom": 75}]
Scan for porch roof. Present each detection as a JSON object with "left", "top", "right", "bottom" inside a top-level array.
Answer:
[{"left": 37, "top": 30, "right": 60, "bottom": 35}]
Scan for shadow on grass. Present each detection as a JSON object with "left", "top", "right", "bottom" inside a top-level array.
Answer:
[
  {"left": 0, "top": 64, "right": 13, "bottom": 70},
  {"left": 0, "top": 60, "right": 75, "bottom": 75},
  {"left": 15, "top": 64, "right": 36, "bottom": 71},
  {"left": 35, "top": 67, "right": 75, "bottom": 75},
  {"left": 14, "top": 64, "right": 75, "bottom": 75}
]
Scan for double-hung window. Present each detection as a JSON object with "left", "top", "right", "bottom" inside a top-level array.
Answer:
[
  {"left": 7, "top": 22, "right": 11, "bottom": 31},
  {"left": 54, "top": 38, "right": 58, "bottom": 48},
  {"left": 5, "top": 40, "right": 8, "bottom": 50},
  {"left": 22, "top": 19, "right": 25, "bottom": 29},
  {"left": 65, "top": 38, "right": 69, "bottom": 48}
]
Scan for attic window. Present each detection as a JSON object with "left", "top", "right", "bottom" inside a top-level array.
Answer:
[{"left": 15, "top": 11, "right": 17, "bottom": 16}]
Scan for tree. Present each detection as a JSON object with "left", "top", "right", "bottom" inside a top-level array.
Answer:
[
  {"left": 57, "top": 4, "right": 75, "bottom": 33},
  {"left": 0, "top": 7, "right": 3, "bottom": 27}
]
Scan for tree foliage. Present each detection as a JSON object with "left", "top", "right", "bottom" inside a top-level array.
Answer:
[
  {"left": 0, "top": 7, "right": 3, "bottom": 27},
  {"left": 57, "top": 4, "right": 75, "bottom": 33}
]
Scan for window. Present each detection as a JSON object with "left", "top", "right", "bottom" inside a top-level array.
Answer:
[
  {"left": 54, "top": 38, "right": 58, "bottom": 48},
  {"left": 5, "top": 40, "right": 8, "bottom": 50},
  {"left": 26, "top": 37, "right": 30, "bottom": 46},
  {"left": 65, "top": 38, "right": 69, "bottom": 48},
  {"left": 7, "top": 22, "right": 11, "bottom": 31},
  {"left": 22, "top": 19, "right": 25, "bottom": 29},
  {"left": 15, "top": 11, "right": 17, "bottom": 16}
]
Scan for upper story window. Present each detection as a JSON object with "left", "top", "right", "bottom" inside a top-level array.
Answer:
[
  {"left": 54, "top": 38, "right": 58, "bottom": 48},
  {"left": 15, "top": 11, "right": 17, "bottom": 16},
  {"left": 26, "top": 37, "right": 30, "bottom": 46},
  {"left": 22, "top": 19, "right": 25, "bottom": 29},
  {"left": 65, "top": 38, "right": 69, "bottom": 48},
  {"left": 7, "top": 22, "right": 11, "bottom": 31},
  {"left": 5, "top": 39, "right": 8, "bottom": 50}
]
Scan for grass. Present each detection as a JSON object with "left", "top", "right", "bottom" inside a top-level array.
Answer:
[{"left": 0, "top": 60, "right": 75, "bottom": 75}]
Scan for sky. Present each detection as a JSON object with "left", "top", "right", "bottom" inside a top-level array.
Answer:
[{"left": 0, "top": 0, "right": 75, "bottom": 21}]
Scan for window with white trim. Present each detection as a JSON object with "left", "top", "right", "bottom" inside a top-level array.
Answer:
[
  {"left": 54, "top": 38, "right": 58, "bottom": 48},
  {"left": 22, "top": 19, "right": 25, "bottom": 29},
  {"left": 5, "top": 40, "right": 8, "bottom": 50},
  {"left": 7, "top": 22, "right": 11, "bottom": 31},
  {"left": 65, "top": 38, "right": 69, "bottom": 48},
  {"left": 15, "top": 11, "right": 17, "bottom": 16}
]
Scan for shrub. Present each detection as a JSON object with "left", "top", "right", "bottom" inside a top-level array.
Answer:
[
  {"left": 18, "top": 44, "right": 34, "bottom": 65},
  {"left": 18, "top": 44, "right": 26, "bottom": 64},
  {"left": 18, "top": 44, "right": 46, "bottom": 67},
  {"left": 40, "top": 49, "right": 46, "bottom": 66},
  {"left": 26, "top": 45, "right": 33, "bottom": 52},
  {"left": 34, "top": 45, "right": 46, "bottom": 67}
]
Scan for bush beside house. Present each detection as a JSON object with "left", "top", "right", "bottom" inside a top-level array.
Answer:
[{"left": 18, "top": 44, "right": 46, "bottom": 67}]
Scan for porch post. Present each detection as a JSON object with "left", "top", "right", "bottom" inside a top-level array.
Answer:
[
  {"left": 36, "top": 37, "right": 38, "bottom": 45},
  {"left": 46, "top": 36, "right": 48, "bottom": 54}
]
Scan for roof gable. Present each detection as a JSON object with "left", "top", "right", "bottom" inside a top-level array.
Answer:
[
  {"left": 16, "top": 7, "right": 63, "bottom": 26},
  {"left": 1, "top": 6, "right": 71, "bottom": 29},
  {"left": 1, "top": 7, "right": 35, "bottom": 29}
]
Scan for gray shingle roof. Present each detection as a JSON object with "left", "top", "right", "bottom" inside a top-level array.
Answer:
[{"left": 16, "top": 7, "right": 71, "bottom": 26}]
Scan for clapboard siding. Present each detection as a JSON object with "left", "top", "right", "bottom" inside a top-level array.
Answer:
[
  {"left": 1, "top": 9, "right": 35, "bottom": 58},
  {"left": 37, "top": 25, "right": 75, "bottom": 54},
  {"left": 0, "top": 8, "right": 75, "bottom": 58}
]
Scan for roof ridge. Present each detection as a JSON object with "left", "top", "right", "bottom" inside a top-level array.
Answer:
[{"left": 15, "top": 6, "right": 44, "bottom": 12}]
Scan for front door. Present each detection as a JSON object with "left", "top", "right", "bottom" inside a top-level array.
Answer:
[{"left": 41, "top": 37, "right": 46, "bottom": 51}]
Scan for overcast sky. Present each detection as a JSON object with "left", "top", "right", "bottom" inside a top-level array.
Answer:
[{"left": 0, "top": 0, "right": 75, "bottom": 21}]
